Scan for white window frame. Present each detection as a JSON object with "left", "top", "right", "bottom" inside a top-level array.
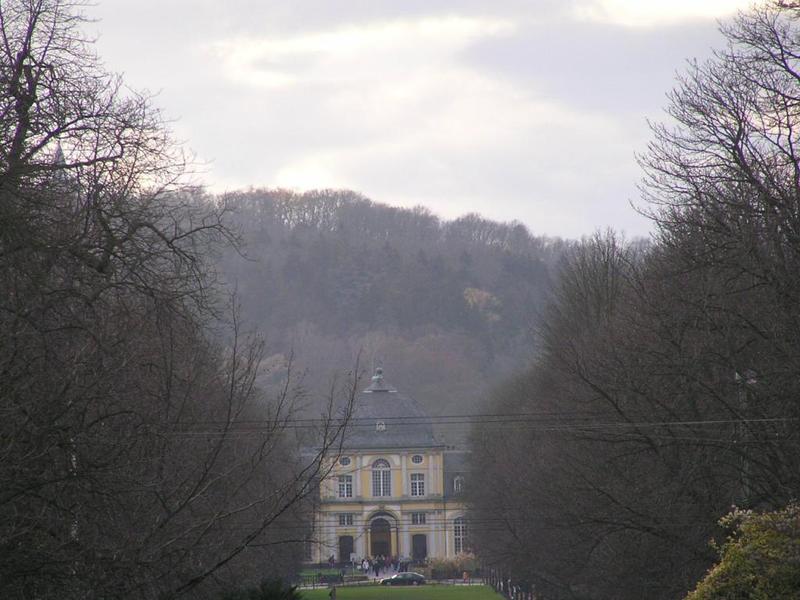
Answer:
[
  {"left": 411, "top": 512, "right": 426, "bottom": 525},
  {"left": 338, "top": 474, "right": 353, "bottom": 498},
  {"left": 339, "top": 513, "right": 354, "bottom": 526},
  {"left": 372, "top": 459, "right": 391, "bottom": 497},
  {"left": 454, "top": 517, "right": 467, "bottom": 554},
  {"left": 410, "top": 473, "right": 425, "bottom": 497}
]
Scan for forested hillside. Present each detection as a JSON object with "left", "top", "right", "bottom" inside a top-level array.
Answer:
[{"left": 218, "top": 188, "right": 568, "bottom": 417}]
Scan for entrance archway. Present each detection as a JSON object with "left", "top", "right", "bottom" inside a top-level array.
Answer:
[{"left": 370, "top": 517, "right": 391, "bottom": 556}]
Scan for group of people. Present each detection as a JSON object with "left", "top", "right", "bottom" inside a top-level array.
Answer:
[{"left": 359, "top": 555, "right": 410, "bottom": 577}]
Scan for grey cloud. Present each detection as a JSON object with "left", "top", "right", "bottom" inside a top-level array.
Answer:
[
  {"left": 461, "top": 20, "right": 725, "bottom": 113},
  {"left": 95, "top": 0, "right": 572, "bottom": 39},
  {"left": 213, "top": 0, "right": 573, "bottom": 35},
  {"left": 88, "top": 0, "right": 729, "bottom": 238}
]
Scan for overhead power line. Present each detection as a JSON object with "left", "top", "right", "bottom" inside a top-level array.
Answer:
[{"left": 135, "top": 414, "right": 799, "bottom": 436}]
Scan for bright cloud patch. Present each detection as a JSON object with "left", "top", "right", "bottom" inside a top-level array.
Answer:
[
  {"left": 574, "top": 0, "right": 752, "bottom": 27},
  {"left": 203, "top": 14, "right": 651, "bottom": 236},
  {"left": 210, "top": 17, "right": 514, "bottom": 89}
]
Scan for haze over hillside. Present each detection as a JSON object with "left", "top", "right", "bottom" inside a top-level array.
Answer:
[{"left": 218, "top": 188, "right": 571, "bottom": 419}]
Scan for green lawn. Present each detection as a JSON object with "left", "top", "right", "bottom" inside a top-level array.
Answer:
[{"left": 301, "top": 584, "right": 501, "bottom": 600}]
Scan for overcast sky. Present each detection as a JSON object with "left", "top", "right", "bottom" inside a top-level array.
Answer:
[{"left": 91, "top": 0, "right": 752, "bottom": 238}]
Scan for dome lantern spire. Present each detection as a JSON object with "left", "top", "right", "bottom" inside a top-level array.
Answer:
[{"left": 364, "top": 367, "right": 395, "bottom": 393}]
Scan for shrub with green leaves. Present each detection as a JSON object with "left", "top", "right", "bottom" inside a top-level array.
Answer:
[{"left": 686, "top": 504, "right": 800, "bottom": 600}]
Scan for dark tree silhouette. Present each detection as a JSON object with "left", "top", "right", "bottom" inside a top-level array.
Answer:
[
  {"left": 469, "top": 3, "right": 800, "bottom": 598},
  {"left": 0, "top": 2, "right": 353, "bottom": 598}
]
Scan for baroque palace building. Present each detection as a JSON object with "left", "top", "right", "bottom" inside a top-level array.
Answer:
[{"left": 307, "top": 368, "right": 467, "bottom": 564}]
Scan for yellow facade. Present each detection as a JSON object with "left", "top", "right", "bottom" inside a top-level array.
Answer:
[
  {"left": 307, "top": 369, "right": 467, "bottom": 564},
  {"left": 309, "top": 447, "right": 467, "bottom": 563}
]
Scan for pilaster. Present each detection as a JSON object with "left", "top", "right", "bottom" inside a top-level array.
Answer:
[{"left": 401, "top": 454, "right": 408, "bottom": 495}]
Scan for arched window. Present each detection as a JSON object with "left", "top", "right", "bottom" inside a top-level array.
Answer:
[
  {"left": 372, "top": 459, "right": 391, "bottom": 497},
  {"left": 454, "top": 517, "right": 467, "bottom": 554},
  {"left": 453, "top": 475, "right": 464, "bottom": 494}
]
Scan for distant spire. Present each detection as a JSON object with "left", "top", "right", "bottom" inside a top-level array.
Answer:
[
  {"left": 52, "top": 142, "right": 65, "bottom": 166},
  {"left": 51, "top": 142, "right": 69, "bottom": 185}
]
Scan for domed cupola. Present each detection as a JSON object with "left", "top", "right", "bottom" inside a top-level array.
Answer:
[{"left": 344, "top": 367, "right": 438, "bottom": 449}]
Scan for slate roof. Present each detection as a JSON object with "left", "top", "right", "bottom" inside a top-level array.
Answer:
[
  {"left": 342, "top": 368, "right": 441, "bottom": 450},
  {"left": 443, "top": 450, "right": 469, "bottom": 499}
]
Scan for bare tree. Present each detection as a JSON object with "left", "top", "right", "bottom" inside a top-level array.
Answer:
[
  {"left": 0, "top": 1, "right": 355, "bottom": 598},
  {"left": 470, "top": 4, "right": 800, "bottom": 598}
]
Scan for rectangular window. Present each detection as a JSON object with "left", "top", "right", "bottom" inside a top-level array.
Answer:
[
  {"left": 339, "top": 513, "right": 354, "bottom": 526},
  {"left": 372, "top": 462, "right": 391, "bottom": 497},
  {"left": 338, "top": 475, "right": 352, "bottom": 498},
  {"left": 454, "top": 518, "right": 467, "bottom": 554},
  {"left": 410, "top": 473, "right": 425, "bottom": 497},
  {"left": 411, "top": 512, "right": 426, "bottom": 525}
]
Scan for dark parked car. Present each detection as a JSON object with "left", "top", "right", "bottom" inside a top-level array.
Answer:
[{"left": 380, "top": 572, "right": 426, "bottom": 586}]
